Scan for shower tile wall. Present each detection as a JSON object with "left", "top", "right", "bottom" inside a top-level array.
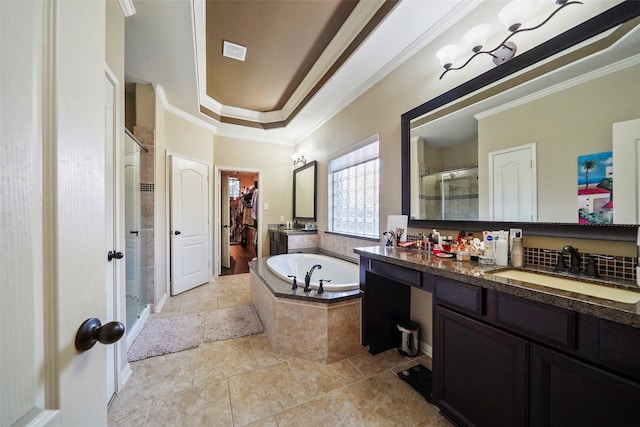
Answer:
[{"left": 134, "top": 126, "right": 155, "bottom": 310}]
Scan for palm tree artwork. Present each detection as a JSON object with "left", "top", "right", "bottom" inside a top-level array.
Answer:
[
  {"left": 577, "top": 151, "right": 613, "bottom": 224},
  {"left": 581, "top": 159, "right": 598, "bottom": 189}
]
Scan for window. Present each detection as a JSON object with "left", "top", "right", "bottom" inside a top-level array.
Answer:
[
  {"left": 228, "top": 177, "right": 240, "bottom": 199},
  {"left": 328, "top": 135, "right": 379, "bottom": 238}
]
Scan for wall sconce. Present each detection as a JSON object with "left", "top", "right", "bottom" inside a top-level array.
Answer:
[
  {"left": 292, "top": 154, "right": 307, "bottom": 167},
  {"left": 436, "top": 0, "right": 582, "bottom": 79}
]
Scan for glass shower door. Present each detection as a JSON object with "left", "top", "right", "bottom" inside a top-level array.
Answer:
[{"left": 124, "top": 133, "right": 147, "bottom": 332}]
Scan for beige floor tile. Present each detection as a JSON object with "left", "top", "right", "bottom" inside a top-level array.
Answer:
[
  {"left": 218, "top": 292, "right": 252, "bottom": 309},
  {"left": 275, "top": 389, "right": 367, "bottom": 427},
  {"left": 179, "top": 296, "right": 219, "bottom": 314},
  {"left": 144, "top": 380, "right": 233, "bottom": 426},
  {"left": 242, "top": 416, "right": 279, "bottom": 427},
  {"left": 192, "top": 339, "right": 259, "bottom": 386},
  {"left": 342, "top": 370, "right": 441, "bottom": 427},
  {"left": 107, "top": 398, "right": 151, "bottom": 427},
  {"left": 228, "top": 361, "right": 307, "bottom": 426},
  {"left": 249, "top": 334, "right": 291, "bottom": 367},
  {"left": 287, "top": 358, "right": 364, "bottom": 396},
  {"left": 348, "top": 348, "right": 410, "bottom": 378},
  {"left": 115, "top": 351, "right": 196, "bottom": 402}
]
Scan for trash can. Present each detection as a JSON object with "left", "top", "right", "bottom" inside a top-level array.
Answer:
[{"left": 397, "top": 319, "right": 420, "bottom": 357}]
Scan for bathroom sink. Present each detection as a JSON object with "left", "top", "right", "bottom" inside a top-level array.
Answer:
[{"left": 488, "top": 269, "right": 640, "bottom": 304}]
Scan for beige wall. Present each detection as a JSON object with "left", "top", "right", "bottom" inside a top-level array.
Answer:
[
  {"left": 478, "top": 63, "right": 640, "bottom": 222},
  {"left": 213, "top": 135, "right": 294, "bottom": 257},
  {"left": 154, "top": 102, "right": 215, "bottom": 307}
]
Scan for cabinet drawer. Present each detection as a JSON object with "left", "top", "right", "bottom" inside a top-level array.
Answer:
[
  {"left": 600, "top": 320, "right": 640, "bottom": 381},
  {"left": 494, "top": 293, "right": 576, "bottom": 350},
  {"left": 435, "top": 277, "right": 483, "bottom": 315},
  {"left": 370, "top": 260, "right": 422, "bottom": 288}
]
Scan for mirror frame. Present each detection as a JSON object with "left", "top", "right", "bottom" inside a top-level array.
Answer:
[
  {"left": 293, "top": 160, "right": 317, "bottom": 221},
  {"left": 401, "top": 1, "right": 640, "bottom": 242}
]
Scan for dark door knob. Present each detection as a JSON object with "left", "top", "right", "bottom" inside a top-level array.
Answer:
[
  {"left": 130, "top": 230, "right": 139, "bottom": 235},
  {"left": 174, "top": 230, "right": 182, "bottom": 235},
  {"left": 75, "top": 318, "right": 125, "bottom": 352},
  {"left": 107, "top": 250, "right": 124, "bottom": 261}
]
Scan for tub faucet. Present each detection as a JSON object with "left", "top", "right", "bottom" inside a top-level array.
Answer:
[
  {"left": 287, "top": 275, "right": 298, "bottom": 290},
  {"left": 304, "top": 264, "right": 322, "bottom": 292},
  {"left": 317, "top": 279, "right": 331, "bottom": 295}
]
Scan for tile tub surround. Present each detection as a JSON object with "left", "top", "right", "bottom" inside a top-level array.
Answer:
[
  {"left": 354, "top": 245, "right": 640, "bottom": 328},
  {"left": 250, "top": 266, "right": 364, "bottom": 364}
]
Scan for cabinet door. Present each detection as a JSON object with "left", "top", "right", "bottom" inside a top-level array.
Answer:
[
  {"left": 530, "top": 343, "right": 640, "bottom": 427},
  {"left": 433, "top": 306, "right": 529, "bottom": 427}
]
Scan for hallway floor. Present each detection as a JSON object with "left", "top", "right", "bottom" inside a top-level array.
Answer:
[
  {"left": 108, "top": 274, "right": 452, "bottom": 427},
  {"left": 221, "top": 243, "right": 256, "bottom": 276}
]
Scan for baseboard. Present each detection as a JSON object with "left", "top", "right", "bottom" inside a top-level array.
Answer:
[
  {"left": 117, "top": 362, "right": 133, "bottom": 393},
  {"left": 420, "top": 341, "right": 433, "bottom": 358},
  {"left": 155, "top": 292, "right": 169, "bottom": 313}
]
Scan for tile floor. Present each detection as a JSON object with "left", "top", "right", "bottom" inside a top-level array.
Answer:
[{"left": 108, "top": 273, "right": 453, "bottom": 427}]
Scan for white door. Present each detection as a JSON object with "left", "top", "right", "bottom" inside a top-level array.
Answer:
[
  {"left": 221, "top": 175, "right": 231, "bottom": 269},
  {"left": 613, "top": 118, "right": 640, "bottom": 224},
  {"left": 489, "top": 144, "right": 537, "bottom": 221},
  {"left": 170, "top": 156, "right": 210, "bottom": 295},
  {"left": 1, "top": 1, "right": 111, "bottom": 425}
]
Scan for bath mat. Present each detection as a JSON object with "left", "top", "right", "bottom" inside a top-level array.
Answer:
[
  {"left": 127, "top": 314, "right": 202, "bottom": 362},
  {"left": 203, "top": 305, "right": 263, "bottom": 342},
  {"left": 397, "top": 364, "right": 433, "bottom": 402}
]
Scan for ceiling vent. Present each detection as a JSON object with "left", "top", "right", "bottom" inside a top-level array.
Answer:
[{"left": 222, "top": 40, "right": 247, "bottom": 62}]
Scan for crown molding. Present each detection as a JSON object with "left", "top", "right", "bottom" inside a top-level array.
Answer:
[
  {"left": 119, "top": 0, "right": 136, "bottom": 17},
  {"left": 155, "top": 85, "right": 218, "bottom": 134}
]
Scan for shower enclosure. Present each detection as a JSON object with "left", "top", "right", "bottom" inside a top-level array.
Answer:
[
  {"left": 420, "top": 166, "right": 479, "bottom": 220},
  {"left": 124, "top": 132, "right": 148, "bottom": 334}
]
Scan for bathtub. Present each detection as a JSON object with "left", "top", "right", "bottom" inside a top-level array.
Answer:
[{"left": 266, "top": 253, "right": 359, "bottom": 291}]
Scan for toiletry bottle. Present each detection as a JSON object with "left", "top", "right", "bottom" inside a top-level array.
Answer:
[
  {"left": 511, "top": 232, "right": 523, "bottom": 267},
  {"left": 495, "top": 231, "right": 509, "bottom": 266}
]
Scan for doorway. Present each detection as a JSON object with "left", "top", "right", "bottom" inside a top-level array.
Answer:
[{"left": 219, "top": 170, "right": 259, "bottom": 276}]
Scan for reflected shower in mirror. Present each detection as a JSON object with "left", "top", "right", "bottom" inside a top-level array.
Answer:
[{"left": 293, "top": 160, "right": 317, "bottom": 221}]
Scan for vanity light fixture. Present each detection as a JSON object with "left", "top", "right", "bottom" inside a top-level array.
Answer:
[
  {"left": 436, "top": 0, "right": 582, "bottom": 79},
  {"left": 292, "top": 154, "right": 307, "bottom": 167}
]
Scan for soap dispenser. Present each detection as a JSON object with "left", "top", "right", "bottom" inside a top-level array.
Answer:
[{"left": 511, "top": 232, "right": 523, "bottom": 268}]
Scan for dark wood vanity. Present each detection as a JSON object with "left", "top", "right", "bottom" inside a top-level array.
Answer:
[{"left": 356, "top": 246, "right": 640, "bottom": 427}]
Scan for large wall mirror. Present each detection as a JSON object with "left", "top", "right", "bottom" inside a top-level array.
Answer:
[
  {"left": 401, "top": 2, "right": 640, "bottom": 241},
  {"left": 293, "top": 160, "right": 317, "bottom": 221}
]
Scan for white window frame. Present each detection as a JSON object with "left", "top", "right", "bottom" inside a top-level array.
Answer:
[{"left": 328, "top": 134, "right": 380, "bottom": 239}]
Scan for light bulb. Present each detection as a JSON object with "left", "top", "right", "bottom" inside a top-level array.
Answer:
[
  {"left": 463, "top": 24, "right": 491, "bottom": 53},
  {"left": 436, "top": 44, "right": 460, "bottom": 69}
]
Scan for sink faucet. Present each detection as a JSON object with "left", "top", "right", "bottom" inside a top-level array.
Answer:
[
  {"left": 561, "top": 245, "right": 582, "bottom": 273},
  {"left": 304, "top": 264, "right": 322, "bottom": 292}
]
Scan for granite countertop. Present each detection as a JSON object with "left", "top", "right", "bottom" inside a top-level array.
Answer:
[
  {"left": 354, "top": 245, "right": 640, "bottom": 328},
  {"left": 249, "top": 258, "right": 361, "bottom": 304},
  {"left": 269, "top": 228, "right": 318, "bottom": 235}
]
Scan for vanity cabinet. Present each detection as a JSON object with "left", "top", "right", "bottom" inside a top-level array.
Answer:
[
  {"left": 268, "top": 229, "right": 318, "bottom": 255},
  {"left": 433, "top": 276, "right": 640, "bottom": 427},
  {"left": 530, "top": 344, "right": 640, "bottom": 427},
  {"left": 359, "top": 256, "right": 434, "bottom": 354},
  {"left": 433, "top": 305, "right": 528, "bottom": 427},
  {"left": 269, "top": 230, "right": 288, "bottom": 255}
]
